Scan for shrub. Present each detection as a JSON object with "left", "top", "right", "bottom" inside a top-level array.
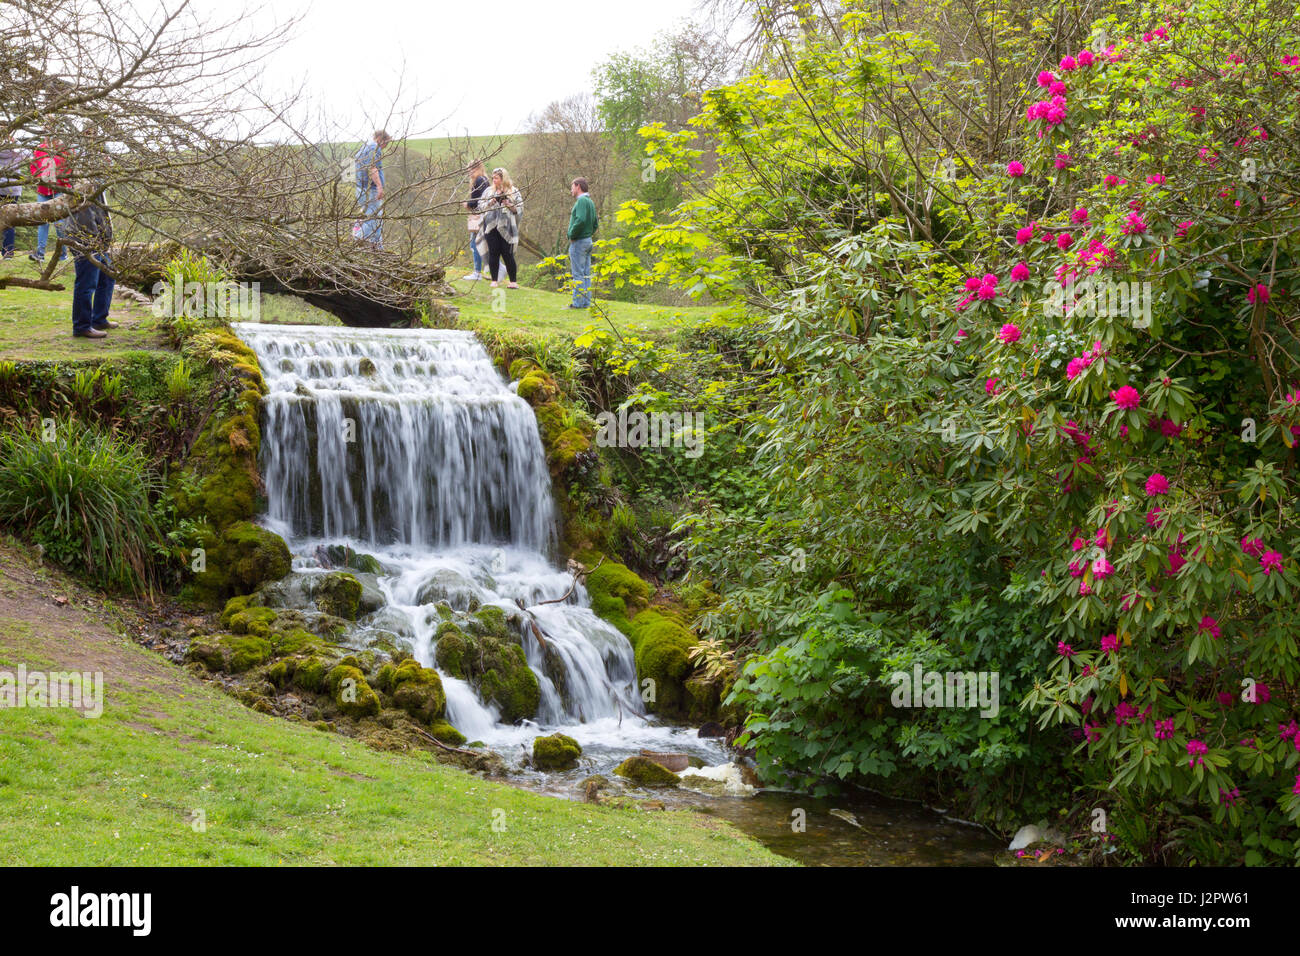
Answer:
[{"left": 0, "top": 420, "right": 165, "bottom": 594}]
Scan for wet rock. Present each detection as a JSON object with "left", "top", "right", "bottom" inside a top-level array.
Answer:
[
  {"left": 697, "top": 721, "right": 727, "bottom": 738},
  {"left": 1008, "top": 824, "right": 1045, "bottom": 851},
  {"left": 532, "top": 733, "right": 582, "bottom": 771},
  {"left": 678, "top": 762, "right": 757, "bottom": 798},
  {"left": 637, "top": 750, "right": 699, "bottom": 773},
  {"left": 580, "top": 774, "right": 611, "bottom": 803},
  {"left": 613, "top": 756, "right": 680, "bottom": 788}
]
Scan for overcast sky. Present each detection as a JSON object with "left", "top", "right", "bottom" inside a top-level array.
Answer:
[{"left": 221, "top": 0, "right": 708, "bottom": 139}]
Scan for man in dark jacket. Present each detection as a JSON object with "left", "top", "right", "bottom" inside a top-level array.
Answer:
[
  {"left": 66, "top": 192, "right": 117, "bottom": 339},
  {"left": 566, "top": 177, "right": 597, "bottom": 308}
]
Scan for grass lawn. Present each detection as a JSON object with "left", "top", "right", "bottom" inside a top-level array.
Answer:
[
  {"left": 443, "top": 274, "right": 721, "bottom": 343},
  {"left": 0, "top": 542, "right": 788, "bottom": 866}
]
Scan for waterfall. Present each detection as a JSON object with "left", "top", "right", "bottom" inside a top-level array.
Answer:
[{"left": 233, "top": 322, "right": 658, "bottom": 748}]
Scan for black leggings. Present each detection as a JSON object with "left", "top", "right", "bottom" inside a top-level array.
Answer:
[{"left": 484, "top": 229, "right": 517, "bottom": 282}]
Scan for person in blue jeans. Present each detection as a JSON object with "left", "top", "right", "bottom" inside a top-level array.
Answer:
[
  {"left": 566, "top": 177, "right": 598, "bottom": 308},
  {"left": 0, "top": 147, "right": 24, "bottom": 258},
  {"left": 67, "top": 194, "right": 117, "bottom": 339},
  {"left": 353, "top": 130, "right": 390, "bottom": 249},
  {"left": 33, "top": 195, "right": 69, "bottom": 261}
]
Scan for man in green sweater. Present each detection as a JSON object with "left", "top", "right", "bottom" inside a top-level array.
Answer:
[{"left": 567, "top": 177, "right": 598, "bottom": 308}]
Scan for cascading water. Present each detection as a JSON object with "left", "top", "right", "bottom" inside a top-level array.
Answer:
[{"left": 232, "top": 322, "right": 711, "bottom": 760}]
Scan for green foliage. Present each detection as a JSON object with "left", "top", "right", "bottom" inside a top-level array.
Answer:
[{"left": 0, "top": 419, "right": 165, "bottom": 594}]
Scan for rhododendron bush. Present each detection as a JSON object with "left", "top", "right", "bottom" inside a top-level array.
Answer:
[{"left": 602, "top": 0, "right": 1300, "bottom": 863}]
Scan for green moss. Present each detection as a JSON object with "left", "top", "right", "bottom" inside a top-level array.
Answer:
[
  {"left": 228, "top": 605, "right": 278, "bottom": 638},
  {"left": 614, "top": 756, "right": 681, "bottom": 787},
  {"left": 389, "top": 660, "right": 446, "bottom": 724},
  {"left": 584, "top": 557, "right": 650, "bottom": 637},
  {"left": 294, "top": 656, "right": 328, "bottom": 693},
  {"left": 516, "top": 369, "right": 559, "bottom": 405},
  {"left": 429, "top": 720, "right": 467, "bottom": 747},
  {"left": 476, "top": 644, "right": 540, "bottom": 724},
  {"left": 508, "top": 357, "right": 540, "bottom": 381},
  {"left": 326, "top": 664, "right": 380, "bottom": 718},
  {"left": 271, "top": 628, "right": 319, "bottom": 656},
  {"left": 470, "top": 605, "right": 511, "bottom": 640},
  {"left": 266, "top": 659, "right": 294, "bottom": 688},
  {"left": 313, "top": 571, "right": 361, "bottom": 620},
  {"left": 630, "top": 611, "right": 695, "bottom": 718},
  {"left": 532, "top": 733, "right": 582, "bottom": 770},
  {"left": 220, "top": 594, "right": 253, "bottom": 628},
  {"left": 190, "top": 521, "right": 291, "bottom": 604},
  {"left": 550, "top": 427, "right": 591, "bottom": 475},
  {"left": 320, "top": 544, "right": 383, "bottom": 575},
  {"left": 434, "top": 628, "right": 468, "bottom": 679}
]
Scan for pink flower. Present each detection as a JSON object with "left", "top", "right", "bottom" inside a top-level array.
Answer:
[
  {"left": 1146, "top": 173, "right": 1166, "bottom": 185},
  {"left": 1218, "top": 692, "right": 1234, "bottom": 707},
  {"left": 1078, "top": 49, "right": 1096, "bottom": 67},
  {"left": 1198, "top": 615, "right": 1221, "bottom": 638},
  {"left": 1078, "top": 580, "right": 1092, "bottom": 596},
  {"left": 955, "top": 295, "right": 974, "bottom": 312},
  {"left": 1094, "top": 527, "right": 1107, "bottom": 547},
  {"left": 1111, "top": 385, "right": 1141, "bottom": 409},
  {"left": 1241, "top": 536, "right": 1265, "bottom": 557},
  {"left": 1256, "top": 683, "right": 1271, "bottom": 704},
  {"left": 1103, "top": 174, "right": 1120, "bottom": 188},
  {"left": 1115, "top": 701, "right": 1138, "bottom": 726},
  {"left": 1066, "top": 357, "right": 1086, "bottom": 380},
  {"left": 1154, "top": 718, "right": 1174, "bottom": 740},
  {"left": 1057, "top": 641, "right": 1075, "bottom": 657},
  {"left": 1260, "top": 550, "right": 1284, "bottom": 575},
  {"left": 955, "top": 329, "right": 968, "bottom": 340},
  {"left": 985, "top": 377, "right": 1000, "bottom": 395},
  {"left": 1085, "top": 723, "right": 1102, "bottom": 743},
  {"left": 1060, "top": 55, "right": 1078, "bottom": 71},
  {"left": 999, "top": 323, "right": 1021, "bottom": 344},
  {"left": 1144, "top": 473, "right": 1170, "bottom": 496},
  {"left": 1055, "top": 153, "right": 1073, "bottom": 169},
  {"left": 982, "top": 273, "right": 999, "bottom": 287},
  {"left": 1092, "top": 557, "right": 1115, "bottom": 579},
  {"left": 1175, "top": 219, "right": 1193, "bottom": 238},
  {"left": 1247, "top": 284, "right": 1271, "bottom": 304},
  {"left": 1071, "top": 207, "right": 1088, "bottom": 223},
  {"left": 1007, "top": 161, "right": 1025, "bottom": 178},
  {"left": 1293, "top": 775, "right": 1300, "bottom": 796},
  {"left": 1016, "top": 225, "right": 1034, "bottom": 245},
  {"left": 1187, "top": 739, "right": 1208, "bottom": 767},
  {"left": 1037, "top": 70, "right": 1055, "bottom": 87},
  {"left": 1101, "top": 633, "right": 1119, "bottom": 654},
  {"left": 1049, "top": 80, "right": 1068, "bottom": 97},
  {"left": 1068, "top": 560, "right": 1084, "bottom": 577},
  {"left": 1057, "top": 232, "right": 1073, "bottom": 250},
  {"left": 1010, "top": 262, "right": 1030, "bottom": 282},
  {"left": 1146, "top": 507, "right": 1163, "bottom": 528},
  {"left": 1121, "top": 211, "right": 1148, "bottom": 235},
  {"left": 976, "top": 283, "right": 999, "bottom": 300},
  {"left": 964, "top": 276, "right": 983, "bottom": 292}
]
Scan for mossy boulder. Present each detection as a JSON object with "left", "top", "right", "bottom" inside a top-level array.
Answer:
[
  {"left": 185, "top": 633, "right": 273, "bottom": 673},
  {"left": 614, "top": 756, "right": 681, "bottom": 788},
  {"left": 548, "top": 427, "right": 592, "bottom": 476},
  {"left": 532, "top": 733, "right": 582, "bottom": 770},
  {"left": 320, "top": 544, "right": 384, "bottom": 576},
  {"left": 508, "top": 357, "right": 541, "bottom": 381},
  {"left": 584, "top": 557, "right": 650, "bottom": 637},
  {"left": 294, "top": 656, "right": 329, "bottom": 693},
  {"left": 389, "top": 660, "right": 446, "bottom": 723},
  {"left": 433, "top": 622, "right": 538, "bottom": 722},
  {"left": 313, "top": 571, "right": 362, "bottom": 620},
  {"left": 516, "top": 369, "right": 559, "bottom": 406},
  {"left": 629, "top": 611, "right": 695, "bottom": 719},
  {"left": 189, "top": 522, "right": 291, "bottom": 604},
  {"left": 227, "top": 604, "right": 278, "bottom": 638},
  {"left": 469, "top": 605, "right": 512, "bottom": 640},
  {"left": 326, "top": 664, "right": 380, "bottom": 718},
  {"left": 430, "top": 720, "right": 467, "bottom": 746}
]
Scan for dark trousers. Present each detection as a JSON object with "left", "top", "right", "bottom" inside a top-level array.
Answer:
[
  {"left": 484, "top": 229, "right": 517, "bottom": 282},
  {"left": 1, "top": 197, "right": 14, "bottom": 257},
  {"left": 72, "top": 253, "right": 114, "bottom": 333}
]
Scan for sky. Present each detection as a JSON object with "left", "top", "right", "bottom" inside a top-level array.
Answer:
[{"left": 213, "top": 0, "right": 709, "bottom": 139}]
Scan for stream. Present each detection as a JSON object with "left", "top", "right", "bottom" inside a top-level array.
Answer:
[{"left": 233, "top": 321, "right": 1002, "bottom": 865}]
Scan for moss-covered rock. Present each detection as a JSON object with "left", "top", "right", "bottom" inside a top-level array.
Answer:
[
  {"left": 508, "top": 357, "right": 541, "bottom": 381},
  {"left": 313, "top": 571, "right": 362, "bottom": 620},
  {"left": 390, "top": 660, "right": 446, "bottom": 723},
  {"left": 549, "top": 427, "right": 592, "bottom": 476},
  {"left": 613, "top": 756, "right": 681, "bottom": 788},
  {"left": 320, "top": 544, "right": 384, "bottom": 576},
  {"left": 433, "top": 621, "right": 538, "bottom": 722},
  {"left": 430, "top": 720, "right": 467, "bottom": 746},
  {"left": 532, "top": 733, "right": 582, "bottom": 770},
  {"left": 326, "top": 664, "right": 380, "bottom": 718},
  {"left": 189, "top": 521, "right": 291, "bottom": 604},
  {"left": 469, "top": 605, "right": 512, "bottom": 640},
  {"left": 434, "top": 626, "right": 469, "bottom": 679},
  {"left": 630, "top": 610, "right": 695, "bottom": 719},
  {"left": 184, "top": 632, "right": 274, "bottom": 673},
  {"left": 227, "top": 604, "right": 278, "bottom": 638},
  {"left": 516, "top": 369, "right": 559, "bottom": 406},
  {"left": 294, "top": 656, "right": 329, "bottom": 693},
  {"left": 584, "top": 557, "right": 651, "bottom": 637}
]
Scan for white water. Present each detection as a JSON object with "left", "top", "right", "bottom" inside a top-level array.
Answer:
[{"left": 234, "top": 322, "right": 709, "bottom": 758}]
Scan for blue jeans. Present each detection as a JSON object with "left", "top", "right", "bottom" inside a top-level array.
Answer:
[
  {"left": 356, "top": 187, "right": 382, "bottom": 246},
  {"left": 569, "top": 237, "right": 593, "bottom": 307},
  {"left": 72, "top": 253, "right": 114, "bottom": 333},
  {"left": 1, "top": 197, "right": 14, "bottom": 256},
  {"left": 36, "top": 194, "right": 68, "bottom": 259},
  {"left": 469, "top": 230, "right": 483, "bottom": 272}
]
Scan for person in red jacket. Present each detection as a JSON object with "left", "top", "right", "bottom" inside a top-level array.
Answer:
[{"left": 29, "top": 139, "right": 69, "bottom": 262}]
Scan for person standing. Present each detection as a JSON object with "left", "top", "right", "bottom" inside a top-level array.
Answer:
[
  {"left": 478, "top": 167, "right": 523, "bottom": 288},
  {"left": 28, "top": 139, "right": 68, "bottom": 262},
  {"left": 353, "top": 130, "right": 390, "bottom": 250},
  {"left": 462, "top": 160, "right": 490, "bottom": 280},
  {"left": 566, "top": 177, "right": 598, "bottom": 309},
  {"left": 0, "top": 146, "right": 24, "bottom": 259},
  {"left": 66, "top": 190, "right": 117, "bottom": 339}
]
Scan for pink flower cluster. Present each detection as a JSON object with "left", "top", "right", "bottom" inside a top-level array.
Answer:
[
  {"left": 1065, "top": 342, "right": 1108, "bottom": 381},
  {"left": 956, "top": 273, "right": 1000, "bottom": 311},
  {"left": 1187, "top": 739, "right": 1208, "bottom": 768},
  {"left": 1242, "top": 536, "right": 1286, "bottom": 574},
  {"left": 1144, "top": 473, "right": 1170, "bottom": 496},
  {"left": 1198, "top": 615, "right": 1221, "bottom": 638},
  {"left": 1154, "top": 718, "right": 1175, "bottom": 740},
  {"left": 1101, "top": 633, "right": 1119, "bottom": 654},
  {"left": 1110, "top": 385, "right": 1141, "bottom": 410},
  {"left": 999, "top": 323, "right": 1022, "bottom": 344}
]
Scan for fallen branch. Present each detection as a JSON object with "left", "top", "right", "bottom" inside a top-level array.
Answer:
[
  {"left": 412, "top": 724, "right": 482, "bottom": 758},
  {"left": 536, "top": 555, "right": 604, "bottom": 606}
]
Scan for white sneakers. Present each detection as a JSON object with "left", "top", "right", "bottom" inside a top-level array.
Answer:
[{"left": 462, "top": 272, "right": 482, "bottom": 281}]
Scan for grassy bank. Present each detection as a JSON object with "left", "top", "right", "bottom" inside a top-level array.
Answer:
[{"left": 0, "top": 541, "right": 789, "bottom": 866}]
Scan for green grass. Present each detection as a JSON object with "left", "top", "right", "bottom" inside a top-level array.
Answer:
[
  {"left": 0, "top": 257, "right": 169, "bottom": 360},
  {"left": 0, "top": 543, "right": 788, "bottom": 866},
  {"left": 443, "top": 275, "right": 719, "bottom": 343}
]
